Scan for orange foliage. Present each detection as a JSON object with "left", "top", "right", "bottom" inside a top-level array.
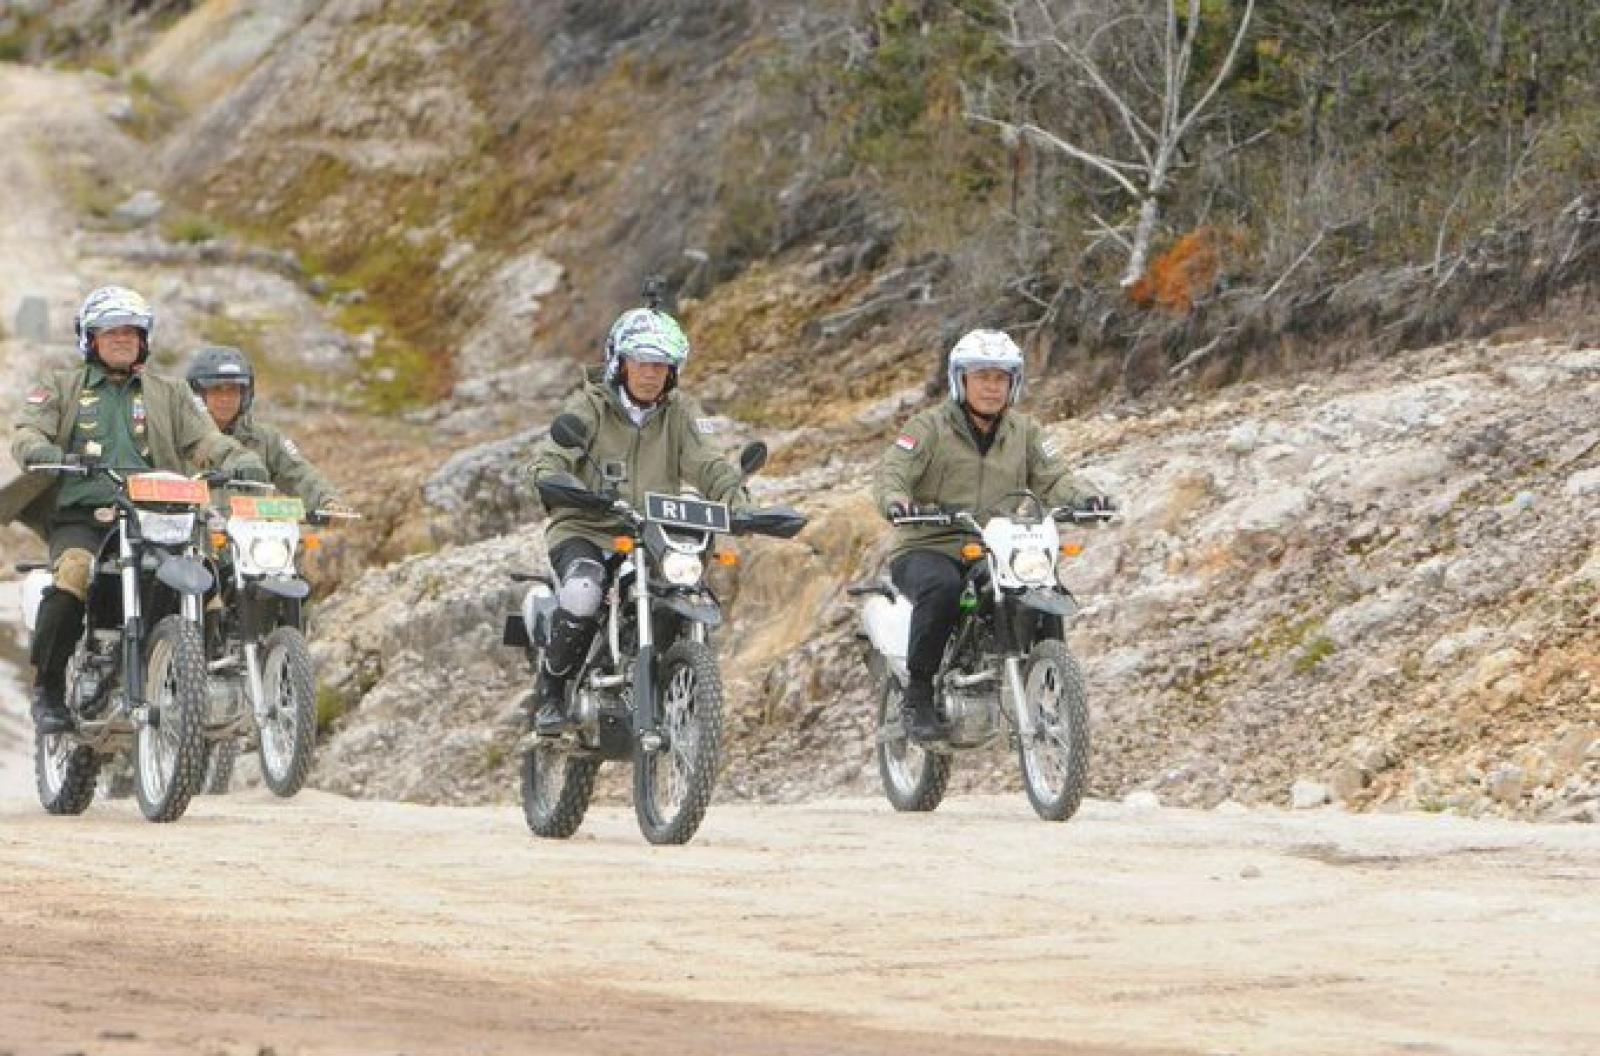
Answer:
[{"left": 1128, "top": 227, "right": 1222, "bottom": 314}]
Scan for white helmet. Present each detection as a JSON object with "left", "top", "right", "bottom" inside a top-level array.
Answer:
[
  {"left": 75, "top": 285, "right": 154, "bottom": 362},
  {"left": 947, "top": 328, "right": 1024, "bottom": 406}
]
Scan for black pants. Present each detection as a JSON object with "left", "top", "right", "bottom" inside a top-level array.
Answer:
[{"left": 890, "top": 550, "right": 965, "bottom": 683}]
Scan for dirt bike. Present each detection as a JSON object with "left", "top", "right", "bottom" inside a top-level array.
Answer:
[
  {"left": 19, "top": 465, "right": 216, "bottom": 822},
  {"left": 192, "top": 488, "right": 353, "bottom": 797},
  {"left": 849, "top": 492, "right": 1113, "bottom": 821},
  {"left": 504, "top": 413, "right": 806, "bottom": 845}
]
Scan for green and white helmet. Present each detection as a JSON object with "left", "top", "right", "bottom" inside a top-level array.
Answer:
[
  {"left": 603, "top": 308, "right": 690, "bottom": 386},
  {"left": 75, "top": 285, "right": 154, "bottom": 362}
]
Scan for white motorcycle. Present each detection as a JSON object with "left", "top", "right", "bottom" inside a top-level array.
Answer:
[
  {"left": 194, "top": 489, "right": 356, "bottom": 796},
  {"left": 850, "top": 492, "right": 1113, "bottom": 821}
]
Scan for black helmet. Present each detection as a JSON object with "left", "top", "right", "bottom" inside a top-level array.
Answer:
[{"left": 185, "top": 345, "right": 255, "bottom": 414}]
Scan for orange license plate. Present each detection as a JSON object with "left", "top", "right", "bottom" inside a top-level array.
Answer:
[{"left": 128, "top": 474, "right": 210, "bottom": 506}]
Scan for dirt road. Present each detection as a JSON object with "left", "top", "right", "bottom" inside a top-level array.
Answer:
[{"left": 3, "top": 774, "right": 1598, "bottom": 1056}]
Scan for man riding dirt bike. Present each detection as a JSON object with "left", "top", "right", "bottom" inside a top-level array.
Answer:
[
  {"left": 183, "top": 344, "right": 353, "bottom": 794},
  {"left": 861, "top": 329, "right": 1115, "bottom": 820},
  {"left": 512, "top": 287, "right": 804, "bottom": 843},
  {"left": 873, "top": 328, "right": 1112, "bottom": 744},
  {"left": 2, "top": 286, "right": 268, "bottom": 740}
]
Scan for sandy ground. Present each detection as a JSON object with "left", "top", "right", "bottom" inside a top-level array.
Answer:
[{"left": 2, "top": 770, "right": 1598, "bottom": 1056}]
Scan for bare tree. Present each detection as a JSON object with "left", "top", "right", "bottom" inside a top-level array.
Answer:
[{"left": 969, "top": 0, "right": 1256, "bottom": 288}]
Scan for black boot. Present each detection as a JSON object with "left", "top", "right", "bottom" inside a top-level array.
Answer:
[
  {"left": 532, "top": 610, "right": 596, "bottom": 736},
  {"left": 901, "top": 676, "right": 944, "bottom": 744},
  {"left": 30, "top": 589, "right": 85, "bottom": 736},
  {"left": 532, "top": 666, "right": 573, "bottom": 736}
]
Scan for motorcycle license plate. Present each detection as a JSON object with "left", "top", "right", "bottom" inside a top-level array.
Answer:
[
  {"left": 645, "top": 493, "right": 730, "bottom": 533},
  {"left": 128, "top": 473, "right": 209, "bottom": 506},
  {"left": 229, "top": 495, "right": 306, "bottom": 521}
]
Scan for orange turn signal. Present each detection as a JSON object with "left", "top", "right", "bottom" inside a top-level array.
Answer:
[
  {"left": 1060, "top": 542, "right": 1085, "bottom": 558},
  {"left": 302, "top": 534, "right": 322, "bottom": 552},
  {"left": 713, "top": 551, "right": 738, "bottom": 567},
  {"left": 614, "top": 536, "right": 636, "bottom": 554},
  {"left": 210, "top": 532, "right": 228, "bottom": 550},
  {"left": 960, "top": 543, "right": 983, "bottom": 561}
]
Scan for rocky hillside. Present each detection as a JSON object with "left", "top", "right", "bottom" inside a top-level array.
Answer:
[
  {"left": 0, "top": 2, "right": 1594, "bottom": 820},
  {"left": 310, "top": 333, "right": 1599, "bottom": 821}
]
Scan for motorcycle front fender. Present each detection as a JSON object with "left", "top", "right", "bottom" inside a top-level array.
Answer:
[
  {"left": 155, "top": 553, "right": 213, "bottom": 596},
  {"left": 1019, "top": 588, "right": 1076, "bottom": 617},
  {"left": 660, "top": 592, "right": 722, "bottom": 627},
  {"left": 254, "top": 576, "right": 311, "bottom": 601}
]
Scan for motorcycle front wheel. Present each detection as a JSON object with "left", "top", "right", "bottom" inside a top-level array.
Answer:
[
  {"left": 135, "top": 615, "right": 208, "bottom": 822},
  {"left": 633, "top": 640, "right": 723, "bottom": 845},
  {"left": 1015, "top": 640, "right": 1091, "bottom": 822},
  {"left": 258, "top": 626, "right": 317, "bottom": 797},
  {"left": 875, "top": 676, "right": 950, "bottom": 813}
]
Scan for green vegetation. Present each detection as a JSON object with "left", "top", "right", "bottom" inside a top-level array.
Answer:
[{"left": 1294, "top": 636, "right": 1337, "bottom": 675}]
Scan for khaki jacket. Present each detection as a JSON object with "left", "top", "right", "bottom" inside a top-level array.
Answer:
[
  {"left": 873, "top": 401, "right": 1091, "bottom": 561},
  {"left": 530, "top": 369, "right": 747, "bottom": 551},
  {"left": 223, "top": 414, "right": 337, "bottom": 511},
  {"left": 1, "top": 364, "right": 263, "bottom": 540}
]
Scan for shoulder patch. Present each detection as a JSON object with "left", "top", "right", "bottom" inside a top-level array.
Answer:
[
  {"left": 281, "top": 436, "right": 303, "bottom": 459},
  {"left": 895, "top": 433, "right": 919, "bottom": 452},
  {"left": 1040, "top": 437, "right": 1060, "bottom": 458},
  {"left": 694, "top": 418, "right": 717, "bottom": 435},
  {"left": 26, "top": 387, "right": 50, "bottom": 405}
]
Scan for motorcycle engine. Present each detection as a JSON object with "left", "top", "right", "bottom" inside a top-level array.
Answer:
[{"left": 940, "top": 688, "right": 999, "bottom": 749}]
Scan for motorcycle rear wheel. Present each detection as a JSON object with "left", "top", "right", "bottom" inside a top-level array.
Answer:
[
  {"left": 520, "top": 739, "right": 600, "bottom": 839},
  {"left": 875, "top": 677, "right": 951, "bottom": 813},
  {"left": 201, "top": 739, "right": 237, "bottom": 795}
]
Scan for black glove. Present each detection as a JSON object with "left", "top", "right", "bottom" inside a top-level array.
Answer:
[
  {"left": 1079, "top": 495, "right": 1117, "bottom": 515},
  {"left": 886, "top": 500, "right": 909, "bottom": 521}
]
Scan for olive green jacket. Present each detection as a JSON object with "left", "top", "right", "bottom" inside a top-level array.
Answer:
[
  {"left": 530, "top": 368, "right": 748, "bottom": 551},
  {"left": 2, "top": 364, "right": 264, "bottom": 540},
  {"left": 218, "top": 414, "right": 337, "bottom": 511},
  {"left": 873, "top": 401, "right": 1092, "bottom": 561}
]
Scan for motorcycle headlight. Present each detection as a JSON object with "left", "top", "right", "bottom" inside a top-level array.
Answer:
[
  {"left": 136, "top": 510, "right": 196, "bottom": 546},
  {"left": 249, "top": 537, "right": 294, "bottom": 572},
  {"left": 661, "top": 551, "right": 704, "bottom": 586},
  {"left": 1010, "top": 548, "right": 1055, "bottom": 585}
]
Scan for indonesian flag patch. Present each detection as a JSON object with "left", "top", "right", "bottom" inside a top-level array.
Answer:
[
  {"left": 26, "top": 388, "right": 49, "bottom": 405},
  {"left": 895, "top": 433, "right": 919, "bottom": 452}
]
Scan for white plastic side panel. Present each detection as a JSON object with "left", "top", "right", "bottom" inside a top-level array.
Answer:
[
  {"left": 862, "top": 594, "right": 912, "bottom": 668},
  {"left": 21, "top": 569, "right": 52, "bottom": 634}
]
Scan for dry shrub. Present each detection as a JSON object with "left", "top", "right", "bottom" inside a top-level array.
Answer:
[{"left": 1128, "top": 227, "right": 1224, "bottom": 314}]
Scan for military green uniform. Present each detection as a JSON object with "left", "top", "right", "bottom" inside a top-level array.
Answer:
[
  {"left": 530, "top": 367, "right": 748, "bottom": 551},
  {"left": 873, "top": 400, "right": 1091, "bottom": 560},
  {"left": 5, "top": 361, "right": 267, "bottom": 732},
  {"left": 208, "top": 413, "right": 337, "bottom": 511},
  {"left": 874, "top": 400, "right": 1093, "bottom": 689},
  {"left": 4, "top": 363, "right": 265, "bottom": 544}
]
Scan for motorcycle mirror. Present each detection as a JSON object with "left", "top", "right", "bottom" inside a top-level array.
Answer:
[
  {"left": 550, "top": 414, "right": 590, "bottom": 450},
  {"left": 738, "top": 441, "right": 768, "bottom": 478}
]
